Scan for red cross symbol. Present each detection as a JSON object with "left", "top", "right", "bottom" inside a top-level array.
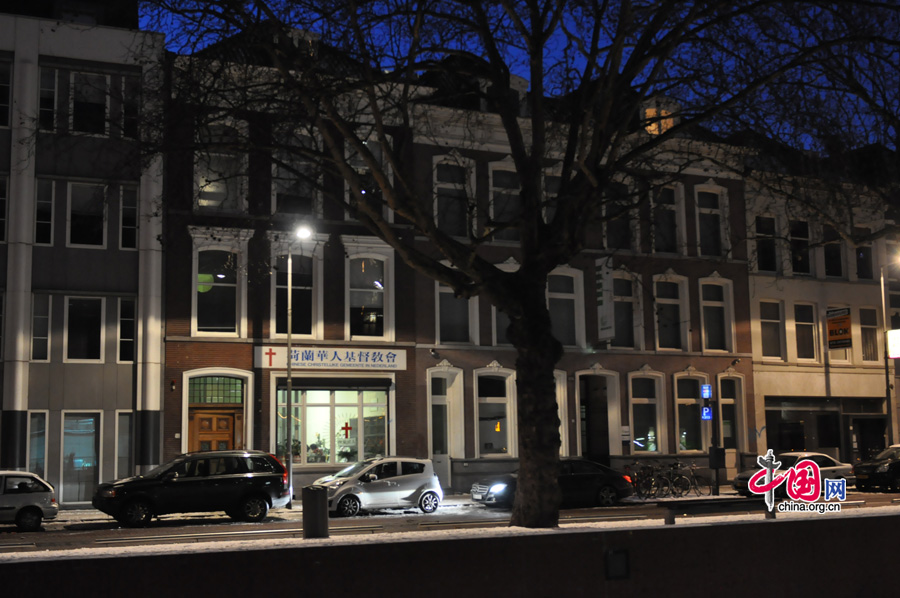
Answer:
[
  {"left": 265, "top": 348, "right": 277, "bottom": 367},
  {"left": 341, "top": 422, "right": 353, "bottom": 438}
]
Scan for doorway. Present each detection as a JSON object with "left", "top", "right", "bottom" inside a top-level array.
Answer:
[
  {"left": 851, "top": 417, "right": 887, "bottom": 463},
  {"left": 189, "top": 408, "right": 243, "bottom": 452},
  {"left": 580, "top": 375, "right": 611, "bottom": 466}
]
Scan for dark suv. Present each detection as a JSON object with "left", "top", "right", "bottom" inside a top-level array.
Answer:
[
  {"left": 92, "top": 450, "right": 290, "bottom": 527},
  {"left": 853, "top": 445, "right": 900, "bottom": 491}
]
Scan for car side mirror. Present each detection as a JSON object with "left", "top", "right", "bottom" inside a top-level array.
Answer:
[
  {"left": 363, "top": 473, "right": 378, "bottom": 483},
  {"left": 163, "top": 472, "right": 179, "bottom": 482}
]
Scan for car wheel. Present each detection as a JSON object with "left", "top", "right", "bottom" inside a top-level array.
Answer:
[
  {"left": 418, "top": 492, "right": 440, "bottom": 514},
  {"left": 119, "top": 499, "right": 153, "bottom": 528},
  {"left": 337, "top": 495, "right": 361, "bottom": 517},
  {"left": 596, "top": 485, "right": 618, "bottom": 507},
  {"left": 15, "top": 507, "right": 43, "bottom": 532},
  {"left": 240, "top": 496, "right": 270, "bottom": 522}
]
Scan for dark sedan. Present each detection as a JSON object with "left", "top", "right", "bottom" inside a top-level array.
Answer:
[
  {"left": 853, "top": 445, "right": 900, "bottom": 491},
  {"left": 470, "top": 457, "right": 633, "bottom": 508}
]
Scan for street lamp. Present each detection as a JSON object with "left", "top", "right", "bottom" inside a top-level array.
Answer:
[
  {"left": 880, "top": 262, "right": 896, "bottom": 447},
  {"left": 286, "top": 223, "right": 313, "bottom": 508}
]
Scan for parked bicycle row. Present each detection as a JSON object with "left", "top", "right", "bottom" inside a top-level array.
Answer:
[{"left": 624, "top": 460, "right": 712, "bottom": 499}]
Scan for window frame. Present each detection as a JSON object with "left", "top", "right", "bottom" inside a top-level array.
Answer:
[
  {"left": 27, "top": 411, "right": 50, "bottom": 479},
  {"left": 673, "top": 372, "right": 710, "bottom": 453},
  {"left": 190, "top": 228, "right": 249, "bottom": 338},
  {"left": 547, "top": 266, "right": 586, "bottom": 348},
  {"left": 69, "top": 71, "right": 109, "bottom": 136},
  {"left": 117, "top": 297, "right": 136, "bottom": 364},
  {"left": 789, "top": 219, "right": 812, "bottom": 276},
  {"left": 35, "top": 178, "right": 55, "bottom": 246},
  {"left": 343, "top": 237, "right": 394, "bottom": 342},
  {"left": 628, "top": 370, "right": 666, "bottom": 454},
  {"left": 271, "top": 131, "right": 321, "bottom": 217},
  {"left": 652, "top": 185, "right": 685, "bottom": 255},
  {"left": 653, "top": 272, "right": 689, "bottom": 351},
  {"left": 759, "top": 300, "right": 786, "bottom": 361},
  {"left": 269, "top": 236, "right": 324, "bottom": 341},
  {"left": 66, "top": 181, "right": 107, "bottom": 249},
  {"left": 433, "top": 153, "right": 475, "bottom": 238},
  {"left": 194, "top": 122, "right": 248, "bottom": 214},
  {"left": 0, "top": 175, "right": 7, "bottom": 243},
  {"left": 344, "top": 134, "right": 393, "bottom": 222},
  {"left": 699, "top": 276, "right": 735, "bottom": 353},
  {"left": 694, "top": 183, "right": 729, "bottom": 258},
  {"left": 63, "top": 296, "right": 106, "bottom": 364},
  {"left": 488, "top": 157, "right": 521, "bottom": 242},
  {"left": 0, "top": 61, "right": 10, "bottom": 128},
  {"left": 435, "top": 280, "right": 479, "bottom": 345},
  {"left": 115, "top": 410, "right": 134, "bottom": 480},
  {"left": 474, "top": 366, "right": 518, "bottom": 458},
  {"left": 31, "top": 293, "right": 51, "bottom": 362},
  {"left": 793, "top": 302, "right": 819, "bottom": 362},
  {"left": 860, "top": 306, "right": 881, "bottom": 363},
  {"left": 59, "top": 410, "right": 103, "bottom": 503},
  {"left": 39, "top": 67, "right": 57, "bottom": 132},
  {"left": 119, "top": 184, "right": 138, "bottom": 250},
  {"left": 822, "top": 225, "right": 844, "bottom": 278}
]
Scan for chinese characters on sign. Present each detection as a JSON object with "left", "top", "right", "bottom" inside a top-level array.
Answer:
[
  {"left": 254, "top": 346, "right": 407, "bottom": 370},
  {"left": 748, "top": 451, "right": 846, "bottom": 513}
]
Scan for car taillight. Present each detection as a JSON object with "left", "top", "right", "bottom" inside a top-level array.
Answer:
[
  {"left": 271, "top": 454, "right": 289, "bottom": 487},
  {"left": 623, "top": 475, "right": 632, "bottom": 484}
]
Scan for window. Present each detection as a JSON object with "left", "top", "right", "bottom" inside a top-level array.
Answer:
[
  {"left": 476, "top": 372, "right": 516, "bottom": 457},
  {"left": 0, "top": 294, "right": 3, "bottom": 359},
  {"left": 273, "top": 134, "right": 318, "bottom": 216},
  {"left": 0, "top": 63, "right": 9, "bottom": 127},
  {"left": 675, "top": 376, "right": 705, "bottom": 452},
  {"left": 653, "top": 187, "right": 680, "bottom": 253},
  {"left": 116, "top": 412, "right": 133, "bottom": 479},
  {"left": 755, "top": 216, "right": 777, "bottom": 272},
  {"left": 611, "top": 275, "right": 639, "bottom": 349},
  {"left": 68, "top": 182, "right": 106, "bottom": 247},
  {"left": 860, "top": 308, "right": 879, "bottom": 362},
  {"left": 275, "top": 383, "right": 389, "bottom": 465},
  {"left": 604, "top": 185, "right": 633, "bottom": 251},
  {"left": 121, "top": 76, "right": 140, "bottom": 139},
  {"left": 65, "top": 297, "right": 104, "bottom": 362},
  {"left": 195, "top": 124, "right": 246, "bottom": 213},
  {"left": 39, "top": 67, "right": 56, "bottom": 131},
  {"left": 823, "top": 226, "right": 843, "bottom": 277},
  {"left": 346, "top": 136, "right": 390, "bottom": 220},
  {"left": 719, "top": 377, "right": 741, "bottom": 450},
  {"left": 35, "top": 179, "right": 54, "bottom": 245},
  {"left": 274, "top": 253, "right": 313, "bottom": 336},
  {"left": 630, "top": 375, "right": 661, "bottom": 452},
  {"left": 71, "top": 72, "right": 108, "bottom": 134},
  {"left": 547, "top": 270, "right": 583, "bottom": 347},
  {"left": 196, "top": 249, "right": 238, "bottom": 334},
  {"left": 32, "top": 294, "right": 51, "bottom": 361},
  {"left": 700, "top": 280, "right": 732, "bottom": 351},
  {"left": 28, "top": 412, "right": 48, "bottom": 479},
  {"left": 0, "top": 176, "right": 6, "bottom": 242},
  {"left": 345, "top": 239, "right": 393, "bottom": 341},
  {"left": 644, "top": 107, "right": 674, "bottom": 135},
  {"left": 794, "top": 303, "right": 817, "bottom": 360},
  {"left": 118, "top": 298, "right": 135, "bottom": 362},
  {"left": 696, "top": 188, "right": 726, "bottom": 257},
  {"left": 790, "top": 220, "right": 811, "bottom": 275},
  {"left": 62, "top": 412, "right": 100, "bottom": 502},
  {"left": 434, "top": 157, "right": 473, "bottom": 237},
  {"left": 654, "top": 275, "right": 687, "bottom": 350},
  {"left": 490, "top": 164, "right": 520, "bottom": 241},
  {"left": 120, "top": 186, "right": 138, "bottom": 250},
  {"left": 437, "top": 282, "right": 475, "bottom": 344},
  {"left": 855, "top": 227, "right": 873, "bottom": 280},
  {"left": 760, "top": 301, "right": 784, "bottom": 359}
]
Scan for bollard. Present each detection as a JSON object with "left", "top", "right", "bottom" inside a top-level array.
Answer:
[{"left": 302, "top": 484, "right": 329, "bottom": 539}]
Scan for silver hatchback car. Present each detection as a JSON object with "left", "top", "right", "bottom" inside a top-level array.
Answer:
[
  {"left": 0, "top": 471, "right": 59, "bottom": 531},
  {"left": 313, "top": 457, "right": 443, "bottom": 517}
]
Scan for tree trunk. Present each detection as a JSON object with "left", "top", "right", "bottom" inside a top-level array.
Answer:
[{"left": 507, "top": 284, "right": 564, "bottom": 528}]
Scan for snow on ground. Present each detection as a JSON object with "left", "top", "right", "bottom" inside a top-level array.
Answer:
[{"left": 3, "top": 503, "right": 899, "bottom": 564}]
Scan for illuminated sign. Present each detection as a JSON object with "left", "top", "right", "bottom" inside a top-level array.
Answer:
[{"left": 826, "top": 307, "right": 852, "bottom": 350}]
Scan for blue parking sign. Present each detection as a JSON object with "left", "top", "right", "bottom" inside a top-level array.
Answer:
[
  {"left": 701, "top": 384, "right": 712, "bottom": 399},
  {"left": 701, "top": 406, "right": 713, "bottom": 420}
]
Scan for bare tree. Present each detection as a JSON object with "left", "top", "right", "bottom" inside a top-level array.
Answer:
[{"left": 139, "top": 0, "right": 900, "bottom": 528}]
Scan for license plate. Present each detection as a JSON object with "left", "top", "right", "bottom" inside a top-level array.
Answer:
[
  {"left": 472, "top": 493, "right": 483, "bottom": 500},
  {"left": 856, "top": 474, "right": 868, "bottom": 480}
]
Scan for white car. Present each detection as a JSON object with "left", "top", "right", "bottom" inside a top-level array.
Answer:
[
  {"left": 0, "top": 471, "right": 59, "bottom": 531},
  {"left": 314, "top": 457, "right": 443, "bottom": 517},
  {"left": 732, "top": 452, "right": 855, "bottom": 497}
]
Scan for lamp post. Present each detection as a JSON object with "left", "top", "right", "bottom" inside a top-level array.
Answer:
[
  {"left": 880, "top": 263, "right": 895, "bottom": 447},
  {"left": 286, "top": 224, "right": 313, "bottom": 508}
]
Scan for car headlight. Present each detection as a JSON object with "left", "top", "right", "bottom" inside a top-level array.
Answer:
[
  {"left": 98, "top": 488, "right": 116, "bottom": 498},
  {"left": 877, "top": 463, "right": 891, "bottom": 473},
  {"left": 489, "top": 483, "right": 507, "bottom": 495}
]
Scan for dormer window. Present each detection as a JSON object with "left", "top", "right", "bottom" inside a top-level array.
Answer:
[{"left": 643, "top": 98, "right": 679, "bottom": 136}]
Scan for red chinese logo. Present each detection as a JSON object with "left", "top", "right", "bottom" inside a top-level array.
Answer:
[{"left": 748, "top": 459, "right": 821, "bottom": 502}]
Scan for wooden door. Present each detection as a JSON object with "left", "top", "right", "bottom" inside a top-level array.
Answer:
[{"left": 190, "top": 411, "right": 235, "bottom": 452}]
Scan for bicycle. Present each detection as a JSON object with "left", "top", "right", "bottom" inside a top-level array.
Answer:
[{"left": 680, "top": 461, "right": 712, "bottom": 496}]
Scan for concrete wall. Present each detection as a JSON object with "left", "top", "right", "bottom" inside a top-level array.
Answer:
[{"left": 1, "top": 513, "right": 896, "bottom": 596}]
